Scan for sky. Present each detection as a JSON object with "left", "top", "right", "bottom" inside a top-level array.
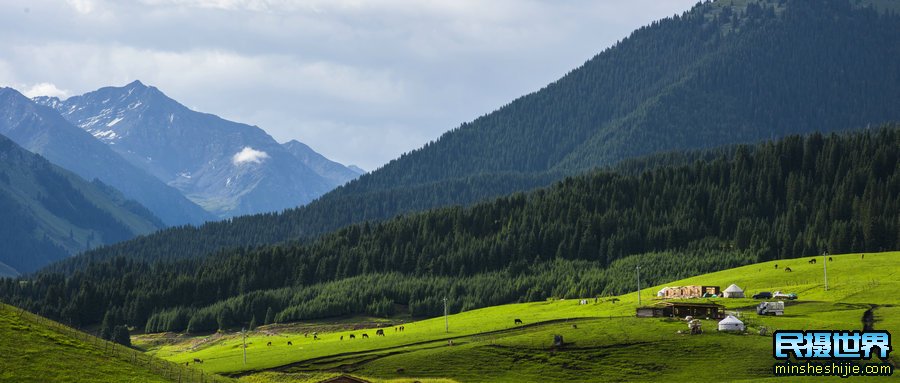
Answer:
[{"left": 0, "top": 0, "right": 697, "bottom": 170}]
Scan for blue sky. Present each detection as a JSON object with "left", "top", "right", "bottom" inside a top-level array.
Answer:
[{"left": 0, "top": 0, "right": 697, "bottom": 170}]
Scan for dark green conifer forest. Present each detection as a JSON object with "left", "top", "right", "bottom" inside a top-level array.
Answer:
[{"left": 2, "top": 128, "right": 897, "bottom": 334}]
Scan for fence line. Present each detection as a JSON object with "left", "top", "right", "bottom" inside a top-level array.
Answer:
[{"left": 3, "top": 304, "right": 232, "bottom": 383}]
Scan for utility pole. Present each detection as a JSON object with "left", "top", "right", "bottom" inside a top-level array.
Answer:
[
  {"left": 443, "top": 297, "right": 449, "bottom": 333},
  {"left": 636, "top": 265, "right": 642, "bottom": 306},
  {"left": 823, "top": 251, "right": 828, "bottom": 291},
  {"left": 242, "top": 327, "right": 247, "bottom": 365}
]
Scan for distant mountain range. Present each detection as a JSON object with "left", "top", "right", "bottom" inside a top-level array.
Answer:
[
  {"left": 0, "top": 87, "right": 212, "bottom": 226},
  {"left": 36, "top": 81, "right": 361, "bottom": 218},
  {"left": 0, "top": 81, "right": 359, "bottom": 272},
  {"left": 0, "top": 132, "right": 163, "bottom": 276},
  {"left": 64, "top": 0, "right": 900, "bottom": 266}
]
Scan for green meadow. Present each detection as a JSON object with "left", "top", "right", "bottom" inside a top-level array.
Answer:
[
  {"left": 0, "top": 302, "right": 231, "bottom": 383},
  {"left": 134, "top": 251, "right": 899, "bottom": 382}
]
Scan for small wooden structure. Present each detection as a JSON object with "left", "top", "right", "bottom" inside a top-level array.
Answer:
[
  {"left": 660, "top": 285, "right": 720, "bottom": 299},
  {"left": 636, "top": 301, "right": 725, "bottom": 319}
]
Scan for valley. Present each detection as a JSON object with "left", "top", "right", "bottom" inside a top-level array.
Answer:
[
  {"left": 0, "top": 0, "right": 898, "bottom": 382},
  {"left": 131, "top": 251, "right": 898, "bottom": 382}
]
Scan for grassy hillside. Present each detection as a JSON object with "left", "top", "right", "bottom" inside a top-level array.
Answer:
[
  {"left": 0, "top": 303, "right": 231, "bottom": 383},
  {"left": 139, "top": 251, "right": 898, "bottom": 382}
]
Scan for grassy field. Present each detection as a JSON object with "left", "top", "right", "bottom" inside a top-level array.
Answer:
[
  {"left": 0, "top": 302, "right": 234, "bottom": 383},
  {"left": 135, "top": 251, "right": 899, "bottom": 382}
]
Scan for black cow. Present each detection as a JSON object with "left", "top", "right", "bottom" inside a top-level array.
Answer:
[
  {"left": 785, "top": 267, "right": 792, "bottom": 272},
  {"left": 193, "top": 358, "right": 203, "bottom": 364},
  {"left": 340, "top": 335, "right": 344, "bottom": 341},
  {"left": 362, "top": 333, "right": 369, "bottom": 339},
  {"left": 376, "top": 329, "right": 385, "bottom": 336},
  {"left": 514, "top": 319, "right": 523, "bottom": 325},
  {"left": 267, "top": 341, "right": 272, "bottom": 346},
  {"left": 287, "top": 341, "right": 292, "bottom": 346},
  {"left": 809, "top": 259, "right": 816, "bottom": 264},
  {"left": 829, "top": 257, "right": 833, "bottom": 261},
  {"left": 349, "top": 334, "right": 356, "bottom": 339}
]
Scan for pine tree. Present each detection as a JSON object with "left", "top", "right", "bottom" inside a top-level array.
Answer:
[
  {"left": 264, "top": 307, "right": 274, "bottom": 325},
  {"left": 99, "top": 310, "right": 113, "bottom": 340}
]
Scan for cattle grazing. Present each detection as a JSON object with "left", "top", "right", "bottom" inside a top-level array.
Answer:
[
  {"left": 362, "top": 333, "right": 369, "bottom": 339},
  {"left": 193, "top": 358, "right": 203, "bottom": 364},
  {"left": 313, "top": 334, "right": 319, "bottom": 340},
  {"left": 572, "top": 324, "right": 578, "bottom": 329},
  {"left": 809, "top": 258, "right": 816, "bottom": 264},
  {"left": 287, "top": 341, "right": 292, "bottom": 346},
  {"left": 862, "top": 254, "right": 865, "bottom": 259},
  {"left": 514, "top": 318, "right": 523, "bottom": 325},
  {"left": 829, "top": 257, "right": 833, "bottom": 261},
  {"left": 349, "top": 334, "right": 356, "bottom": 339},
  {"left": 774, "top": 264, "right": 778, "bottom": 269},
  {"left": 785, "top": 267, "right": 792, "bottom": 272},
  {"left": 267, "top": 341, "right": 272, "bottom": 346},
  {"left": 340, "top": 335, "right": 344, "bottom": 341},
  {"left": 376, "top": 329, "right": 385, "bottom": 336}
]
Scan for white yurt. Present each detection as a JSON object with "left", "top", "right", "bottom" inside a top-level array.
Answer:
[
  {"left": 723, "top": 284, "right": 745, "bottom": 298},
  {"left": 718, "top": 315, "right": 745, "bottom": 332}
]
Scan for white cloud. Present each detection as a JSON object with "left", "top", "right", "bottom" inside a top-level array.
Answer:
[
  {"left": 22, "top": 82, "right": 70, "bottom": 98},
  {"left": 66, "top": 0, "right": 95, "bottom": 14},
  {"left": 232, "top": 146, "right": 270, "bottom": 165}
]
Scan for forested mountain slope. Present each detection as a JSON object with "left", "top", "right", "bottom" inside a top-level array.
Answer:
[
  {"left": 7, "top": 128, "right": 897, "bottom": 331},
  {"left": 0, "top": 134, "right": 163, "bottom": 276},
  {"left": 60, "top": 0, "right": 900, "bottom": 266}
]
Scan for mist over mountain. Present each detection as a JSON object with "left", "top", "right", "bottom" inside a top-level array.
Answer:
[
  {"left": 0, "top": 87, "right": 212, "bottom": 226},
  {"left": 36, "top": 81, "right": 357, "bottom": 218}
]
